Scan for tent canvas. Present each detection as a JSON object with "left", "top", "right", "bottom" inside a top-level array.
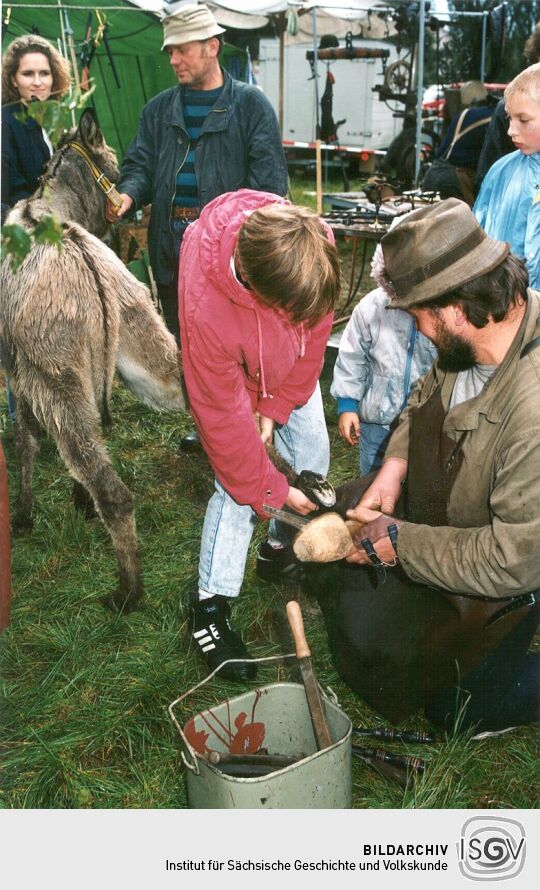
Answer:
[{"left": 2, "top": 1, "right": 249, "bottom": 157}]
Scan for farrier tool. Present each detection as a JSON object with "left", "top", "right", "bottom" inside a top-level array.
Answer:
[
  {"left": 286, "top": 600, "right": 332, "bottom": 750},
  {"left": 353, "top": 726, "right": 435, "bottom": 744}
]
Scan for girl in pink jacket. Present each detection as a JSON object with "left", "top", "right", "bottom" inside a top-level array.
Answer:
[{"left": 179, "top": 189, "right": 341, "bottom": 680}]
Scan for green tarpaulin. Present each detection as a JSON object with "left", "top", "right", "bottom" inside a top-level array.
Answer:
[{"left": 2, "top": 1, "right": 249, "bottom": 157}]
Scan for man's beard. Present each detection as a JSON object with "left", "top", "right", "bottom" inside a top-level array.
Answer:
[{"left": 435, "top": 317, "right": 477, "bottom": 372}]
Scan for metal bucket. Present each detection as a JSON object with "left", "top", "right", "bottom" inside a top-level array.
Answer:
[{"left": 169, "top": 655, "right": 352, "bottom": 809}]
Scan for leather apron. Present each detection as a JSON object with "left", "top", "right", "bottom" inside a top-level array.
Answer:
[{"left": 320, "top": 385, "right": 539, "bottom": 724}]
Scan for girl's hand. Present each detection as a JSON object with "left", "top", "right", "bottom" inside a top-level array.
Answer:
[
  {"left": 338, "top": 411, "right": 360, "bottom": 446},
  {"left": 285, "top": 486, "right": 317, "bottom": 515},
  {"left": 255, "top": 413, "right": 275, "bottom": 445}
]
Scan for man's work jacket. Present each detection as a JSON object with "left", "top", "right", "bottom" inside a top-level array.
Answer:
[
  {"left": 118, "top": 69, "right": 288, "bottom": 285},
  {"left": 385, "top": 289, "right": 540, "bottom": 599}
]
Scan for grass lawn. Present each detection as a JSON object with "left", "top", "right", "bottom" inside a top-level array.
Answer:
[{"left": 1, "top": 179, "right": 538, "bottom": 810}]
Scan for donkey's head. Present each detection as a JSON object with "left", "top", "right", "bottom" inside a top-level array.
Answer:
[
  {"left": 41, "top": 108, "right": 119, "bottom": 237},
  {"left": 74, "top": 108, "right": 119, "bottom": 186}
]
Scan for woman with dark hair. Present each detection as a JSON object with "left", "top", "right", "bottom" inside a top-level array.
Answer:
[
  {"left": 1, "top": 35, "right": 71, "bottom": 215},
  {"left": 1, "top": 35, "right": 71, "bottom": 419}
]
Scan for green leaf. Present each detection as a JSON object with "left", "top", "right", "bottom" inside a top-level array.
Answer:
[
  {"left": 33, "top": 215, "right": 64, "bottom": 252},
  {"left": 14, "top": 87, "right": 96, "bottom": 147},
  {"left": 1, "top": 214, "right": 63, "bottom": 270},
  {"left": 0, "top": 223, "right": 32, "bottom": 270}
]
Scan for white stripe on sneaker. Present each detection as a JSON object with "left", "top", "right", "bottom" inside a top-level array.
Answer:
[{"left": 193, "top": 628, "right": 210, "bottom": 639}]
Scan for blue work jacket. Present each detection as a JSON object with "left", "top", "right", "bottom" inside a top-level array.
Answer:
[{"left": 118, "top": 69, "right": 288, "bottom": 285}]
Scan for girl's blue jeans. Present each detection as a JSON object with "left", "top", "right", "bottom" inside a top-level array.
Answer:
[
  {"left": 198, "top": 384, "right": 329, "bottom": 599},
  {"left": 360, "top": 422, "right": 391, "bottom": 476}
]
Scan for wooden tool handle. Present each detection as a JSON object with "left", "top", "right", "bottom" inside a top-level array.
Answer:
[{"left": 286, "top": 600, "right": 311, "bottom": 659}]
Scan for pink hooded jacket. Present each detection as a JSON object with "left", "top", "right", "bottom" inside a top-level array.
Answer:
[{"left": 178, "top": 189, "right": 334, "bottom": 517}]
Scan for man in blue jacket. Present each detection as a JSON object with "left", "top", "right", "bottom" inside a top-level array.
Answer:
[{"left": 107, "top": 4, "right": 288, "bottom": 339}]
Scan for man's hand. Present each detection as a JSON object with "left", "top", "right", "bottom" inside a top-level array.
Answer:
[
  {"left": 345, "top": 507, "right": 403, "bottom": 565},
  {"left": 105, "top": 193, "right": 133, "bottom": 223},
  {"left": 256, "top": 413, "right": 275, "bottom": 445},
  {"left": 350, "top": 457, "right": 408, "bottom": 516},
  {"left": 286, "top": 486, "right": 317, "bottom": 515},
  {"left": 338, "top": 411, "right": 360, "bottom": 446}
]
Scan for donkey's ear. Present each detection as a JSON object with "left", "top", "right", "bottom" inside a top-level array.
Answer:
[{"left": 77, "top": 108, "right": 104, "bottom": 149}]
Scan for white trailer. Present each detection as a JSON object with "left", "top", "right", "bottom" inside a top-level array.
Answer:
[{"left": 257, "top": 37, "right": 402, "bottom": 150}]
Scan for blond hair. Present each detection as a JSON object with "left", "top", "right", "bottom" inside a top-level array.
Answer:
[
  {"left": 236, "top": 204, "right": 341, "bottom": 325},
  {"left": 2, "top": 35, "right": 71, "bottom": 105},
  {"left": 504, "top": 61, "right": 540, "bottom": 105}
]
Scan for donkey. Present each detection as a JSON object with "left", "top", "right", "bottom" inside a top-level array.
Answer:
[{"left": 0, "top": 109, "right": 187, "bottom": 613}]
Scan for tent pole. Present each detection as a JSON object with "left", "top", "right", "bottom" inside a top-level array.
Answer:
[
  {"left": 136, "top": 57, "right": 149, "bottom": 105},
  {"left": 56, "top": 0, "right": 75, "bottom": 125},
  {"left": 414, "top": 0, "right": 426, "bottom": 186},
  {"left": 311, "top": 6, "right": 320, "bottom": 137},
  {"left": 97, "top": 54, "right": 125, "bottom": 156},
  {"left": 480, "top": 11, "right": 488, "bottom": 82},
  {"left": 279, "top": 14, "right": 285, "bottom": 135},
  {"left": 315, "top": 139, "right": 322, "bottom": 215}
]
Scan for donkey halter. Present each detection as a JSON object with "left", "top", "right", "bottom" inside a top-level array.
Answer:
[{"left": 68, "top": 141, "right": 123, "bottom": 209}]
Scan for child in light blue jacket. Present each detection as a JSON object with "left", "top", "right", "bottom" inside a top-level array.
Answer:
[
  {"left": 331, "top": 285, "right": 437, "bottom": 475},
  {"left": 473, "top": 63, "right": 540, "bottom": 289}
]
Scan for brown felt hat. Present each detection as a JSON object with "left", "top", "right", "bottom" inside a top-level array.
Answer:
[
  {"left": 381, "top": 198, "right": 510, "bottom": 309},
  {"left": 162, "top": 4, "right": 225, "bottom": 51}
]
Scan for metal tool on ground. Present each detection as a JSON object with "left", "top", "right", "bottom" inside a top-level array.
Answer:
[
  {"left": 352, "top": 745, "right": 426, "bottom": 775},
  {"left": 353, "top": 726, "right": 435, "bottom": 744},
  {"left": 352, "top": 748, "right": 415, "bottom": 790},
  {"left": 286, "top": 600, "right": 333, "bottom": 750}
]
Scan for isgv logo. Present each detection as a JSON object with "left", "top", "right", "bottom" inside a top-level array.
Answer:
[{"left": 458, "top": 817, "right": 526, "bottom": 881}]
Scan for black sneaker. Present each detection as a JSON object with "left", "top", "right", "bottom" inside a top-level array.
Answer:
[
  {"left": 190, "top": 596, "right": 257, "bottom": 682},
  {"left": 256, "top": 542, "right": 305, "bottom": 584}
]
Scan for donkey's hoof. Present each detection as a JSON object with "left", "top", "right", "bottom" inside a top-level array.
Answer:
[
  {"left": 102, "top": 588, "right": 144, "bottom": 615},
  {"left": 12, "top": 512, "right": 34, "bottom": 534},
  {"left": 295, "top": 469, "right": 336, "bottom": 509}
]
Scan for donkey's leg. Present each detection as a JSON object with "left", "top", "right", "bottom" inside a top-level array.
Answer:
[
  {"left": 72, "top": 403, "right": 111, "bottom": 519},
  {"left": 12, "top": 398, "right": 42, "bottom": 533},
  {"left": 28, "top": 377, "right": 143, "bottom": 615},
  {"left": 57, "top": 427, "right": 144, "bottom": 613}
]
